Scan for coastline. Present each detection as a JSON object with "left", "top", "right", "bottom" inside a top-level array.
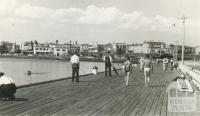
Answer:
[{"left": 0, "top": 55, "right": 124, "bottom": 63}]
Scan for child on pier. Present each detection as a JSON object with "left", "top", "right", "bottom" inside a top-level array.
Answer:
[{"left": 124, "top": 56, "right": 132, "bottom": 86}]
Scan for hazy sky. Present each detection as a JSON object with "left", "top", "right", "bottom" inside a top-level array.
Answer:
[{"left": 0, "top": 0, "right": 200, "bottom": 46}]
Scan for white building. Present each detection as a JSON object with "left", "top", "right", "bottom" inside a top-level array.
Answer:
[
  {"left": 127, "top": 44, "right": 144, "bottom": 53},
  {"left": 33, "top": 44, "right": 53, "bottom": 55},
  {"left": 195, "top": 46, "right": 200, "bottom": 55},
  {"left": 80, "top": 44, "right": 90, "bottom": 52},
  {"left": 142, "top": 41, "right": 166, "bottom": 54},
  {"left": 20, "top": 42, "right": 32, "bottom": 51},
  {"left": 34, "top": 43, "right": 70, "bottom": 56},
  {"left": 113, "top": 42, "right": 127, "bottom": 52}
]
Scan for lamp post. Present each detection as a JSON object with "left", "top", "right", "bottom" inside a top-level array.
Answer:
[
  {"left": 178, "top": 15, "right": 187, "bottom": 64},
  {"left": 175, "top": 40, "right": 179, "bottom": 60}
]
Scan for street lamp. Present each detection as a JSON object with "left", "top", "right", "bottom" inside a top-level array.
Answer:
[
  {"left": 175, "top": 40, "right": 179, "bottom": 61},
  {"left": 178, "top": 15, "right": 188, "bottom": 64}
]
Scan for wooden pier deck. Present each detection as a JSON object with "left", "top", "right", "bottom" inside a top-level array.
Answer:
[{"left": 0, "top": 65, "right": 200, "bottom": 116}]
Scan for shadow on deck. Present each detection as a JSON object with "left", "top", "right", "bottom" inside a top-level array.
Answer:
[{"left": 0, "top": 65, "right": 200, "bottom": 116}]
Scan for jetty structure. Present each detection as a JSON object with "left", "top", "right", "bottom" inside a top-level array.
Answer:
[{"left": 0, "top": 64, "right": 200, "bottom": 116}]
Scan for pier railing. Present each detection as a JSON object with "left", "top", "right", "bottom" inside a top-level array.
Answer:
[{"left": 179, "top": 64, "right": 200, "bottom": 89}]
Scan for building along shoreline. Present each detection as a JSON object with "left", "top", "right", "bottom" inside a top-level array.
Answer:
[{"left": 0, "top": 55, "right": 124, "bottom": 63}]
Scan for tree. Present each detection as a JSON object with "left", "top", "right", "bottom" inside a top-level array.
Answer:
[
  {"left": 82, "top": 50, "right": 89, "bottom": 56},
  {"left": 56, "top": 40, "right": 59, "bottom": 44},
  {"left": 34, "top": 40, "right": 39, "bottom": 45},
  {"left": 15, "top": 49, "right": 21, "bottom": 54},
  {"left": 97, "top": 45, "right": 104, "bottom": 52},
  {"left": 0, "top": 44, "right": 9, "bottom": 54},
  {"left": 30, "top": 41, "right": 34, "bottom": 50}
]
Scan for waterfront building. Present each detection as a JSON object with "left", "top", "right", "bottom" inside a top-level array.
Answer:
[
  {"left": 194, "top": 46, "right": 200, "bottom": 60},
  {"left": 195, "top": 46, "right": 200, "bottom": 55},
  {"left": 34, "top": 43, "right": 70, "bottom": 56},
  {"left": 113, "top": 42, "right": 127, "bottom": 54},
  {"left": 142, "top": 41, "right": 166, "bottom": 54},
  {"left": 33, "top": 44, "right": 53, "bottom": 55},
  {"left": 176, "top": 45, "right": 195, "bottom": 60},
  {"left": 127, "top": 44, "right": 143, "bottom": 53},
  {"left": 80, "top": 44, "right": 90, "bottom": 52},
  {"left": 20, "top": 41, "right": 34, "bottom": 55},
  {"left": 104, "top": 43, "right": 113, "bottom": 52},
  {"left": 10, "top": 43, "right": 20, "bottom": 53}
]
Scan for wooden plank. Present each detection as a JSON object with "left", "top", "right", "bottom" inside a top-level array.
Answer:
[
  {"left": 160, "top": 92, "right": 168, "bottom": 116},
  {"left": 93, "top": 71, "right": 144, "bottom": 116},
  {"left": 0, "top": 65, "right": 191, "bottom": 116}
]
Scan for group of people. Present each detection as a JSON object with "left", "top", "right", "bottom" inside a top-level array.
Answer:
[
  {"left": 162, "top": 58, "right": 179, "bottom": 71},
  {"left": 69, "top": 51, "right": 119, "bottom": 83},
  {"left": 124, "top": 56, "right": 179, "bottom": 87},
  {"left": 125, "top": 54, "right": 152, "bottom": 86},
  {"left": 70, "top": 51, "right": 154, "bottom": 87}
]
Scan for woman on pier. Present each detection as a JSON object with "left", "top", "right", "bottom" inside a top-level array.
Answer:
[
  {"left": 143, "top": 54, "right": 152, "bottom": 86},
  {"left": 124, "top": 56, "right": 132, "bottom": 86}
]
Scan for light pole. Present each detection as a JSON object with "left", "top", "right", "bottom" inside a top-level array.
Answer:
[
  {"left": 178, "top": 15, "right": 187, "bottom": 64},
  {"left": 175, "top": 40, "right": 179, "bottom": 61}
]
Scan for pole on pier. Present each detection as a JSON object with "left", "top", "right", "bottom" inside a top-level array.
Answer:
[
  {"left": 175, "top": 40, "right": 179, "bottom": 60},
  {"left": 178, "top": 15, "right": 188, "bottom": 64}
]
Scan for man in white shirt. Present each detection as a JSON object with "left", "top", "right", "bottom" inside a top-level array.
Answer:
[
  {"left": 0, "top": 72, "right": 16, "bottom": 101},
  {"left": 70, "top": 52, "right": 80, "bottom": 82}
]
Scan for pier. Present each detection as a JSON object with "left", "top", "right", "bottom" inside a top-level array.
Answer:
[{"left": 0, "top": 65, "right": 200, "bottom": 116}]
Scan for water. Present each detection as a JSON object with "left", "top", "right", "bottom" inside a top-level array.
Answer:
[{"left": 0, "top": 58, "right": 122, "bottom": 86}]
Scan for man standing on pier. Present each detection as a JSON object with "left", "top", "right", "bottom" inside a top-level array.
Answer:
[
  {"left": 103, "top": 51, "right": 113, "bottom": 77},
  {"left": 70, "top": 51, "right": 80, "bottom": 82}
]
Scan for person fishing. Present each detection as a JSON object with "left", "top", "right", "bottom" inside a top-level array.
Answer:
[{"left": 103, "top": 51, "right": 113, "bottom": 77}]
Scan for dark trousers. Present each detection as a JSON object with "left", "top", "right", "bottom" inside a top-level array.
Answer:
[
  {"left": 105, "top": 63, "right": 111, "bottom": 77},
  {"left": 170, "top": 62, "right": 173, "bottom": 70},
  {"left": 72, "top": 64, "right": 79, "bottom": 82},
  {"left": 0, "top": 84, "right": 16, "bottom": 100}
]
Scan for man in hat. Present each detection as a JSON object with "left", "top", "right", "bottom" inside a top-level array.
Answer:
[
  {"left": 103, "top": 51, "right": 113, "bottom": 77},
  {"left": 70, "top": 51, "right": 80, "bottom": 82},
  {"left": 0, "top": 72, "right": 16, "bottom": 101}
]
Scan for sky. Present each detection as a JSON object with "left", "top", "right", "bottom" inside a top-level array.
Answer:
[{"left": 0, "top": 0, "right": 200, "bottom": 46}]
